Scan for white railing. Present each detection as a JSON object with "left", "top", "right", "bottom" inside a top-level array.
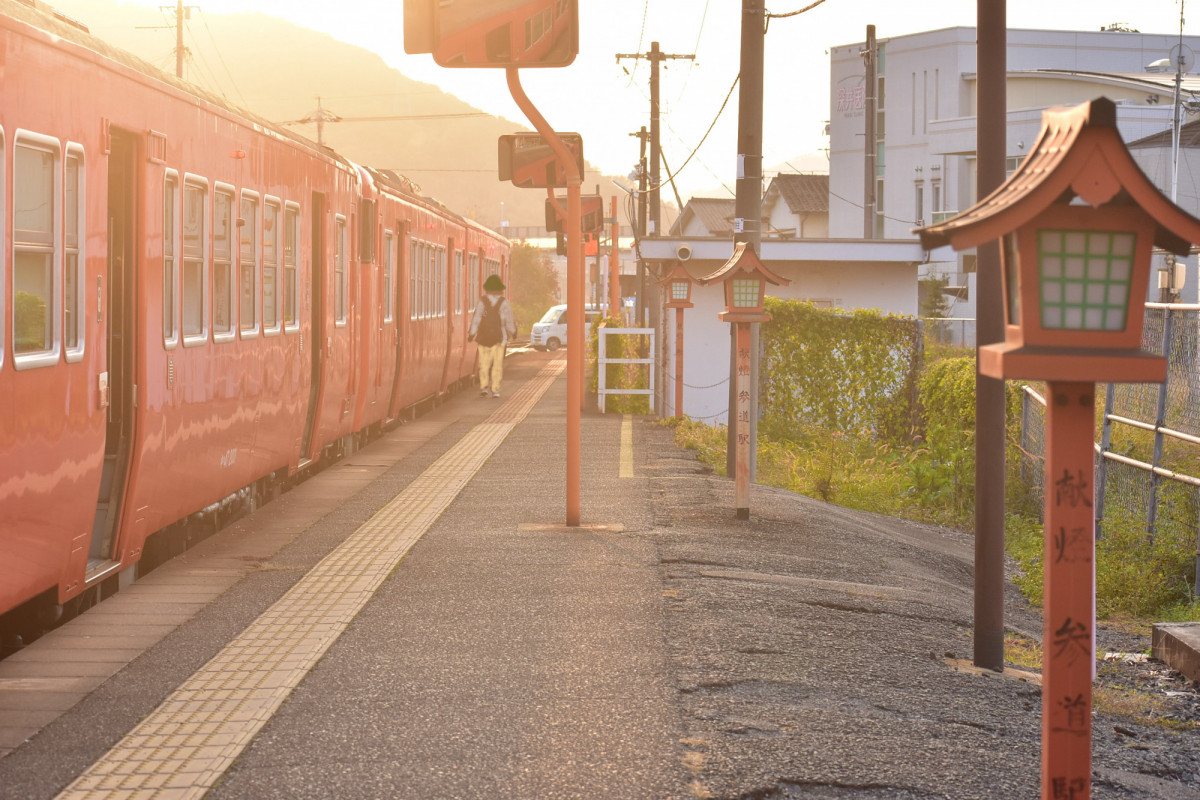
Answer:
[{"left": 597, "top": 327, "right": 655, "bottom": 413}]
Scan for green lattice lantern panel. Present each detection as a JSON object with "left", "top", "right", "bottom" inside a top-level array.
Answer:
[
  {"left": 731, "top": 278, "right": 761, "bottom": 309},
  {"left": 1038, "top": 229, "right": 1134, "bottom": 332},
  {"left": 671, "top": 281, "right": 690, "bottom": 302}
]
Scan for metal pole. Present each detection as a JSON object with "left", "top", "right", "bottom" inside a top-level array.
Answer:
[
  {"left": 610, "top": 196, "right": 621, "bottom": 319},
  {"left": 974, "top": 0, "right": 1007, "bottom": 672},
  {"left": 1148, "top": 308, "right": 1174, "bottom": 537},
  {"left": 863, "top": 25, "right": 876, "bottom": 238},
  {"left": 1096, "top": 382, "right": 1117, "bottom": 539},
  {"left": 505, "top": 68, "right": 581, "bottom": 526},
  {"left": 650, "top": 41, "right": 662, "bottom": 238},
  {"left": 175, "top": 0, "right": 185, "bottom": 79},
  {"left": 637, "top": 128, "right": 649, "bottom": 325}
]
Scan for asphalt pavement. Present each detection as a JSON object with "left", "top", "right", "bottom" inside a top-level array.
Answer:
[{"left": 1, "top": 349, "right": 1197, "bottom": 800}]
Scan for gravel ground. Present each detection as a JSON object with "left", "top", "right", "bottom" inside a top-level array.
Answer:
[{"left": 638, "top": 419, "right": 1200, "bottom": 800}]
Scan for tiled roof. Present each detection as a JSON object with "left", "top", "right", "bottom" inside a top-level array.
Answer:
[
  {"left": 1128, "top": 118, "right": 1200, "bottom": 149},
  {"left": 767, "top": 174, "right": 829, "bottom": 214},
  {"left": 672, "top": 197, "right": 737, "bottom": 236}
]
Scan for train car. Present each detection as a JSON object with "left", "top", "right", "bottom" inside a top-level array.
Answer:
[{"left": 0, "top": 0, "right": 508, "bottom": 644}]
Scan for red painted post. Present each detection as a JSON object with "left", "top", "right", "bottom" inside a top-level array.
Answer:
[
  {"left": 1041, "top": 381, "right": 1096, "bottom": 800},
  {"left": 610, "top": 196, "right": 621, "bottom": 320},
  {"left": 674, "top": 306, "right": 684, "bottom": 419},
  {"left": 734, "top": 323, "right": 752, "bottom": 519},
  {"left": 504, "top": 68, "right": 581, "bottom": 526}
]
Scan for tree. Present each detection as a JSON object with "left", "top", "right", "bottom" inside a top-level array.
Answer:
[
  {"left": 918, "top": 274, "right": 953, "bottom": 319},
  {"left": 506, "top": 243, "right": 560, "bottom": 336}
]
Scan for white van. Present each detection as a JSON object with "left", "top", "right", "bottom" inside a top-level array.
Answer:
[{"left": 529, "top": 304, "right": 602, "bottom": 351}]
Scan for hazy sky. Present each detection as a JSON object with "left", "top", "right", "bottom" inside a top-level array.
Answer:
[{"left": 103, "top": 0, "right": 1195, "bottom": 198}]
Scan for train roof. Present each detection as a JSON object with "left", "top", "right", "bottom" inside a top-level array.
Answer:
[{"left": 2, "top": 0, "right": 508, "bottom": 242}]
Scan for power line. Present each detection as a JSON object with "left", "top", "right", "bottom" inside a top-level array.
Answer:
[{"left": 767, "top": 0, "right": 830, "bottom": 19}]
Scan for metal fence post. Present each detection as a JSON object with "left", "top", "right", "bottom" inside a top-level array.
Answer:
[
  {"left": 1095, "top": 382, "right": 1116, "bottom": 539},
  {"left": 1148, "top": 307, "right": 1175, "bottom": 538}
]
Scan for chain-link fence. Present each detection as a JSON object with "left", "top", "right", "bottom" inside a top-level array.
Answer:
[
  {"left": 922, "top": 317, "right": 977, "bottom": 349},
  {"left": 1018, "top": 304, "right": 1200, "bottom": 580}
]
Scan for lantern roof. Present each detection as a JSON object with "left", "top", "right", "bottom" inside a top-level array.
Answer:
[
  {"left": 916, "top": 97, "right": 1200, "bottom": 256},
  {"left": 698, "top": 241, "right": 790, "bottom": 287},
  {"left": 656, "top": 262, "right": 695, "bottom": 288}
]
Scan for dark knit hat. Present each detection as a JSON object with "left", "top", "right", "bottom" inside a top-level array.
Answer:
[{"left": 483, "top": 274, "right": 506, "bottom": 292}]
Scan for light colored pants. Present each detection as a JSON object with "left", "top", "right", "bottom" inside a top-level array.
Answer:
[{"left": 478, "top": 342, "right": 506, "bottom": 393}]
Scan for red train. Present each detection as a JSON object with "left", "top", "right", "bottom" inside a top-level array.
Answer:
[{"left": 0, "top": 0, "right": 508, "bottom": 643}]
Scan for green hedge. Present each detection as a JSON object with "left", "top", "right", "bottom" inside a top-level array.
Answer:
[{"left": 760, "top": 298, "right": 922, "bottom": 443}]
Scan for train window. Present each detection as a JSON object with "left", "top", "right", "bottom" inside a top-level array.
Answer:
[
  {"left": 437, "top": 247, "right": 447, "bottom": 317},
  {"left": 213, "top": 186, "right": 234, "bottom": 339},
  {"left": 383, "top": 231, "right": 394, "bottom": 323},
  {"left": 64, "top": 146, "right": 84, "bottom": 361},
  {"left": 13, "top": 136, "right": 60, "bottom": 367},
  {"left": 239, "top": 192, "right": 259, "bottom": 336},
  {"left": 284, "top": 203, "right": 299, "bottom": 331},
  {"left": 454, "top": 250, "right": 464, "bottom": 315},
  {"left": 335, "top": 215, "right": 347, "bottom": 325},
  {"left": 263, "top": 198, "right": 280, "bottom": 334},
  {"left": 163, "top": 171, "right": 180, "bottom": 348},
  {"left": 409, "top": 241, "right": 419, "bottom": 320},
  {"left": 182, "top": 176, "right": 208, "bottom": 343},
  {"left": 469, "top": 253, "right": 480, "bottom": 301}
]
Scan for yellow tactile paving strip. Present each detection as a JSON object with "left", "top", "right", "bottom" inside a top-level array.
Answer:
[{"left": 55, "top": 359, "right": 565, "bottom": 800}]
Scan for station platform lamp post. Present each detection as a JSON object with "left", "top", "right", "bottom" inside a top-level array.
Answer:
[
  {"left": 657, "top": 263, "right": 694, "bottom": 419},
  {"left": 700, "top": 243, "right": 788, "bottom": 520},
  {"left": 918, "top": 97, "right": 1200, "bottom": 800}
]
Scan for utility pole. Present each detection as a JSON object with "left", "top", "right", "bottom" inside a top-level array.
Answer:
[
  {"left": 616, "top": 42, "right": 695, "bottom": 238},
  {"left": 629, "top": 127, "right": 650, "bottom": 324},
  {"left": 300, "top": 97, "right": 343, "bottom": 147},
  {"left": 974, "top": 0, "right": 1007, "bottom": 672},
  {"left": 862, "top": 25, "right": 877, "bottom": 238},
  {"left": 726, "top": 0, "right": 766, "bottom": 482},
  {"left": 144, "top": 2, "right": 196, "bottom": 79}
]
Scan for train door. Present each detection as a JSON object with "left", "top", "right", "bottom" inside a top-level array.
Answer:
[
  {"left": 299, "top": 191, "right": 325, "bottom": 464},
  {"left": 439, "top": 238, "right": 456, "bottom": 393},
  {"left": 88, "top": 129, "right": 138, "bottom": 579}
]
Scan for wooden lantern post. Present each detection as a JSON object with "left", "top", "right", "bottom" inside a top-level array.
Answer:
[
  {"left": 700, "top": 243, "right": 788, "bottom": 519},
  {"left": 918, "top": 97, "right": 1200, "bottom": 800},
  {"left": 658, "top": 263, "right": 695, "bottom": 419}
]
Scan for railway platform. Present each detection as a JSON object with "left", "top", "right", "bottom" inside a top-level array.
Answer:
[{"left": 1, "top": 349, "right": 1198, "bottom": 800}]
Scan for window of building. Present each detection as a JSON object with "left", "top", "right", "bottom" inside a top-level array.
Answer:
[
  {"left": 163, "top": 171, "right": 179, "bottom": 347},
  {"left": 263, "top": 198, "right": 280, "bottom": 333},
  {"left": 335, "top": 215, "right": 347, "bottom": 325},
  {"left": 64, "top": 146, "right": 84, "bottom": 361},
  {"left": 914, "top": 183, "right": 924, "bottom": 227},
  {"left": 183, "top": 177, "right": 208, "bottom": 343},
  {"left": 213, "top": 186, "right": 234, "bottom": 339},
  {"left": 240, "top": 192, "right": 259, "bottom": 335},
  {"left": 284, "top": 203, "right": 299, "bottom": 331}
]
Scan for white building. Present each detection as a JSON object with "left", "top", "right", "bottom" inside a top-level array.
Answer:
[
  {"left": 829, "top": 26, "right": 1200, "bottom": 318},
  {"left": 642, "top": 174, "right": 923, "bottom": 423}
]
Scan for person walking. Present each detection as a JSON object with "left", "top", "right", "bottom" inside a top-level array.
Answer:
[{"left": 468, "top": 274, "right": 517, "bottom": 398}]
